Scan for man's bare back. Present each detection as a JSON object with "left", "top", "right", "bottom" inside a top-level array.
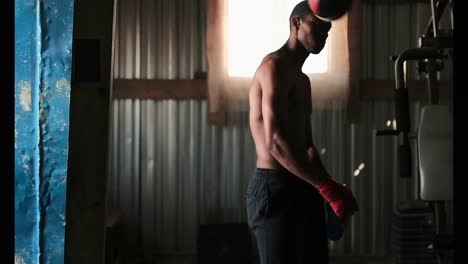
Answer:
[{"left": 249, "top": 51, "right": 313, "bottom": 170}]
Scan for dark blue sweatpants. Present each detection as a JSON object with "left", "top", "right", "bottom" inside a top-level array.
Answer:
[{"left": 245, "top": 168, "right": 328, "bottom": 264}]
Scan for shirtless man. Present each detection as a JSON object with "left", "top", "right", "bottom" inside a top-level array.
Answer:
[{"left": 245, "top": 1, "right": 358, "bottom": 263}]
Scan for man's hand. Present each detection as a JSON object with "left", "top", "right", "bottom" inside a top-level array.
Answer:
[
  {"left": 306, "top": 146, "right": 358, "bottom": 217},
  {"left": 318, "top": 178, "right": 359, "bottom": 218},
  {"left": 340, "top": 213, "right": 351, "bottom": 226}
]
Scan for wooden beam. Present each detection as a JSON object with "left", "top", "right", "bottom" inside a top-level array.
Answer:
[
  {"left": 112, "top": 79, "right": 453, "bottom": 102},
  {"left": 206, "top": 0, "right": 226, "bottom": 113},
  {"left": 112, "top": 79, "right": 207, "bottom": 99},
  {"left": 360, "top": 80, "right": 453, "bottom": 101}
]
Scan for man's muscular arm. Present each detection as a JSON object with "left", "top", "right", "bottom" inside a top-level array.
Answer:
[
  {"left": 303, "top": 74, "right": 331, "bottom": 179},
  {"left": 259, "top": 61, "right": 326, "bottom": 188},
  {"left": 259, "top": 63, "right": 358, "bottom": 217}
]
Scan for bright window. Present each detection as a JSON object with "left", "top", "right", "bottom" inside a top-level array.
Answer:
[{"left": 227, "top": 0, "right": 328, "bottom": 77}]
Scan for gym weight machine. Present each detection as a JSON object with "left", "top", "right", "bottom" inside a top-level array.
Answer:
[{"left": 377, "top": 1, "right": 453, "bottom": 263}]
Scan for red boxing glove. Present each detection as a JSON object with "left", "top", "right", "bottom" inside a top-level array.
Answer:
[{"left": 318, "top": 177, "right": 359, "bottom": 217}]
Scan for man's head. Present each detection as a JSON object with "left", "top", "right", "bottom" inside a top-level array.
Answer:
[{"left": 289, "top": 1, "right": 332, "bottom": 54}]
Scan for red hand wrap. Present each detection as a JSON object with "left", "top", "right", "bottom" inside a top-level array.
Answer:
[{"left": 318, "top": 177, "right": 359, "bottom": 217}]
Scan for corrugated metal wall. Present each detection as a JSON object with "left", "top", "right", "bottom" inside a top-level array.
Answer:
[
  {"left": 361, "top": 0, "right": 453, "bottom": 80},
  {"left": 113, "top": 0, "right": 206, "bottom": 79},
  {"left": 108, "top": 0, "right": 453, "bottom": 259},
  {"left": 109, "top": 99, "right": 428, "bottom": 258}
]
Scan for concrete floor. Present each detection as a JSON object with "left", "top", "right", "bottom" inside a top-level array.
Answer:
[{"left": 124, "top": 255, "right": 396, "bottom": 264}]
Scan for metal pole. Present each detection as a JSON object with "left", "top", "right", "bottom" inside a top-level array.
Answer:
[
  {"left": 450, "top": 0, "right": 454, "bottom": 30},
  {"left": 427, "top": 58, "right": 439, "bottom": 105},
  {"left": 430, "top": 0, "right": 439, "bottom": 37}
]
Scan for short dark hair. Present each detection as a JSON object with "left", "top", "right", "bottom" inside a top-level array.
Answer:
[{"left": 289, "top": 1, "right": 313, "bottom": 29}]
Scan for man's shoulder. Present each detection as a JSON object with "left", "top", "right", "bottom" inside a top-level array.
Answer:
[
  {"left": 300, "top": 72, "right": 311, "bottom": 84},
  {"left": 258, "top": 54, "right": 287, "bottom": 76}
]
